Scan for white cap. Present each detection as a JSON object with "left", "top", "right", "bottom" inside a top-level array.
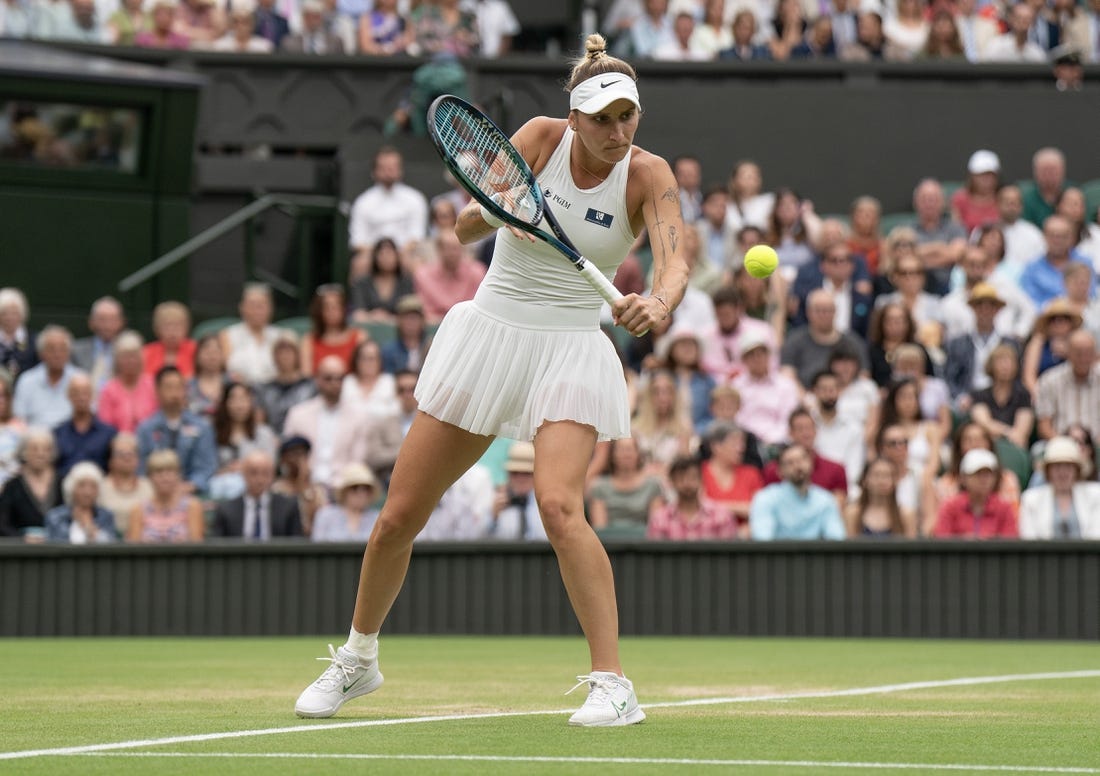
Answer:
[
  {"left": 739, "top": 332, "right": 771, "bottom": 356},
  {"left": 1043, "top": 436, "right": 1082, "bottom": 468},
  {"left": 967, "top": 150, "right": 1000, "bottom": 175},
  {"left": 569, "top": 74, "right": 641, "bottom": 115},
  {"left": 960, "top": 448, "right": 999, "bottom": 475}
]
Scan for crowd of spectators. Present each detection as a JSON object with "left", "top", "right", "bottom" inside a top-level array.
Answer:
[
  {"left": 2, "top": 140, "right": 1100, "bottom": 545},
  {"left": 0, "top": 0, "right": 522, "bottom": 57},
  {"left": 2, "top": 0, "right": 1097, "bottom": 73}
]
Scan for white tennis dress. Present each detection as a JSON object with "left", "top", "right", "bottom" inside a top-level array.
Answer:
[{"left": 415, "top": 126, "right": 636, "bottom": 441}]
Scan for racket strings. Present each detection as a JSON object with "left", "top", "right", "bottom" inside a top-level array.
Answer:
[{"left": 433, "top": 102, "right": 540, "bottom": 224}]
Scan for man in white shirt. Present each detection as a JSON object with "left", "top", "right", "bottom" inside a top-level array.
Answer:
[
  {"left": 653, "top": 11, "right": 709, "bottom": 60},
  {"left": 463, "top": 0, "right": 519, "bottom": 58},
  {"left": 807, "top": 370, "right": 864, "bottom": 495},
  {"left": 348, "top": 146, "right": 429, "bottom": 264},
  {"left": 983, "top": 2, "right": 1047, "bottom": 62},
  {"left": 941, "top": 244, "right": 1036, "bottom": 341},
  {"left": 996, "top": 184, "right": 1047, "bottom": 277}
]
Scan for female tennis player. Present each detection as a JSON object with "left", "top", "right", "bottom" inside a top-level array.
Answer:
[{"left": 295, "top": 33, "right": 689, "bottom": 727}]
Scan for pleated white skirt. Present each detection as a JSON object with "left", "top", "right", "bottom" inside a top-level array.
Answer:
[{"left": 414, "top": 290, "right": 631, "bottom": 442}]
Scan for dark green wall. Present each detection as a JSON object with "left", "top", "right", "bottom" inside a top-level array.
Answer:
[{"left": 3, "top": 542, "right": 1097, "bottom": 639}]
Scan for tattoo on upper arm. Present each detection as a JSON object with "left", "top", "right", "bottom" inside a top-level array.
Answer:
[
  {"left": 660, "top": 186, "right": 678, "bottom": 203},
  {"left": 668, "top": 225, "right": 679, "bottom": 254}
]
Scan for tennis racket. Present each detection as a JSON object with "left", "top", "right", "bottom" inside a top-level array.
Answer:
[{"left": 426, "top": 94, "right": 624, "bottom": 307}]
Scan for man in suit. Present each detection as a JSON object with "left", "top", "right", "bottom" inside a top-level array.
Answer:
[
  {"left": 944, "top": 283, "right": 1022, "bottom": 411},
  {"left": 253, "top": 0, "right": 290, "bottom": 48},
  {"left": 70, "top": 296, "right": 125, "bottom": 395},
  {"left": 279, "top": 0, "right": 344, "bottom": 53},
  {"left": 283, "top": 355, "right": 401, "bottom": 489},
  {"left": 212, "top": 450, "right": 302, "bottom": 539},
  {"left": 136, "top": 366, "right": 217, "bottom": 494}
]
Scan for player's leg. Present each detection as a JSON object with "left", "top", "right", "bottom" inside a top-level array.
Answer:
[
  {"left": 350, "top": 413, "right": 493, "bottom": 633},
  {"left": 533, "top": 421, "right": 644, "bottom": 727},
  {"left": 295, "top": 412, "right": 492, "bottom": 718}
]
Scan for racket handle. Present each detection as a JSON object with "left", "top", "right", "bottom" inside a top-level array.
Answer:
[
  {"left": 578, "top": 257, "right": 649, "bottom": 337},
  {"left": 577, "top": 259, "right": 622, "bottom": 305}
]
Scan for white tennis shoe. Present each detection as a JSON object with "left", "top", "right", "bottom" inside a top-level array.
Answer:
[
  {"left": 566, "top": 671, "right": 646, "bottom": 727},
  {"left": 294, "top": 644, "right": 384, "bottom": 718}
]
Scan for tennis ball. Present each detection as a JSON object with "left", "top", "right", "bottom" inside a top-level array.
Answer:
[{"left": 744, "top": 245, "right": 779, "bottom": 279}]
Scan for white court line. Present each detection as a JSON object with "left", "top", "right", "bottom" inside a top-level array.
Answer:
[
  {"left": 2, "top": 669, "right": 1098, "bottom": 762},
  {"left": 81, "top": 752, "right": 1100, "bottom": 773}
]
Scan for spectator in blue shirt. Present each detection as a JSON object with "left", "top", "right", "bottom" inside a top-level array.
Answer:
[
  {"left": 750, "top": 443, "right": 846, "bottom": 540},
  {"left": 1020, "top": 214, "right": 1096, "bottom": 309},
  {"left": 136, "top": 366, "right": 217, "bottom": 494},
  {"left": 54, "top": 373, "right": 116, "bottom": 479},
  {"left": 12, "top": 325, "right": 81, "bottom": 429}
]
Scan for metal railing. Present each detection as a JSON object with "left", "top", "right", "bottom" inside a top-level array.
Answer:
[{"left": 117, "top": 192, "right": 340, "bottom": 299}]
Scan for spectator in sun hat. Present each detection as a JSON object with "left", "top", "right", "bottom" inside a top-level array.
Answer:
[
  {"left": 943, "top": 282, "right": 1022, "bottom": 410},
  {"left": 950, "top": 150, "right": 1001, "bottom": 233},
  {"left": 1022, "top": 297, "right": 1082, "bottom": 398},
  {"left": 311, "top": 462, "right": 381, "bottom": 542},
  {"left": 1019, "top": 435, "right": 1100, "bottom": 538},
  {"left": 934, "top": 448, "right": 1018, "bottom": 538},
  {"left": 487, "top": 441, "right": 546, "bottom": 540}
]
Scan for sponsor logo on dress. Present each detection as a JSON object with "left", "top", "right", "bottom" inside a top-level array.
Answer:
[{"left": 585, "top": 208, "right": 613, "bottom": 228}]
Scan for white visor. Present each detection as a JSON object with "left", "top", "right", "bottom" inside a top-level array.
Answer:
[{"left": 569, "top": 74, "right": 641, "bottom": 115}]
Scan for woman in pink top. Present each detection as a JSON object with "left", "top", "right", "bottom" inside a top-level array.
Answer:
[
  {"left": 97, "top": 331, "right": 157, "bottom": 433},
  {"left": 951, "top": 150, "right": 1001, "bottom": 233},
  {"left": 126, "top": 449, "right": 204, "bottom": 543}
]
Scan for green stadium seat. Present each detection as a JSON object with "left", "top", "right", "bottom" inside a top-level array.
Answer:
[
  {"left": 940, "top": 180, "right": 964, "bottom": 204},
  {"left": 1081, "top": 178, "right": 1100, "bottom": 219},
  {"left": 276, "top": 316, "right": 312, "bottom": 335},
  {"left": 354, "top": 320, "right": 397, "bottom": 346},
  {"left": 995, "top": 437, "right": 1032, "bottom": 491},
  {"left": 879, "top": 212, "right": 915, "bottom": 237},
  {"left": 191, "top": 316, "right": 239, "bottom": 340},
  {"left": 595, "top": 522, "right": 648, "bottom": 541}
]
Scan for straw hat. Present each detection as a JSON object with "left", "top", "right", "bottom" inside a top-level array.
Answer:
[
  {"left": 1037, "top": 298, "right": 1083, "bottom": 332},
  {"left": 967, "top": 282, "right": 1005, "bottom": 308},
  {"left": 1042, "top": 436, "right": 1082, "bottom": 471},
  {"left": 335, "top": 463, "right": 378, "bottom": 496},
  {"left": 504, "top": 442, "right": 535, "bottom": 474}
]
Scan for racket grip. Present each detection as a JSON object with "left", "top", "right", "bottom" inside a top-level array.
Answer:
[{"left": 577, "top": 259, "right": 622, "bottom": 305}]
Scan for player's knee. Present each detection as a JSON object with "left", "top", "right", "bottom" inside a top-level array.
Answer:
[
  {"left": 370, "top": 508, "right": 423, "bottom": 547},
  {"left": 537, "top": 490, "right": 585, "bottom": 541}
]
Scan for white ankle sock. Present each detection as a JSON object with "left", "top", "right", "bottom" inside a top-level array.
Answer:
[{"left": 344, "top": 627, "right": 378, "bottom": 662}]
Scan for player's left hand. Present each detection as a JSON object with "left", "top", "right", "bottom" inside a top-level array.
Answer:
[{"left": 612, "top": 293, "right": 666, "bottom": 337}]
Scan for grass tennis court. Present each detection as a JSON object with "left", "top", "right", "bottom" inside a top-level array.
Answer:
[{"left": 2, "top": 637, "right": 1098, "bottom": 774}]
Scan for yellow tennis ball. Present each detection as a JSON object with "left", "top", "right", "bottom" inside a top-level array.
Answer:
[{"left": 744, "top": 245, "right": 779, "bottom": 279}]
